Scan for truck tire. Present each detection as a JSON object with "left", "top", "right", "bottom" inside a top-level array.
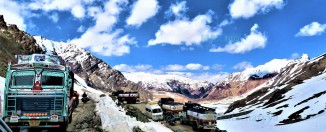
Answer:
[
  {"left": 180, "top": 118, "right": 186, "bottom": 125},
  {"left": 69, "top": 113, "right": 73, "bottom": 124},
  {"left": 192, "top": 121, "right": 198, "bottom": 131},
  {"left": 60, "top": 122, "right": 68, "bottom": 131}
]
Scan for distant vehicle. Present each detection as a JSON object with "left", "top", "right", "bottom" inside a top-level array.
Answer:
[
  {"left": 145, "top": 102, "right": 163, "bottom": 121},
  {"left": 113, "top": 90, "right": 139, "bottom": 104},
  {"left": 158, "top": 97, "right": 174, "bottom": 106},
  {"left": 2, "top": 54, "right": 78, "bottom": 131},
  {"left": 158, "top": 98, "right": 184, "bottom": 125},
  {"left": 179, "top": 102, "right": 219, "bottom": 131}
]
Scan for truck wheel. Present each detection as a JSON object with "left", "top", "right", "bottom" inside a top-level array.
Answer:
[
  {"left": 180, "top": 118, "right": 186, "bottom": 125},
  {"left": 60, "top": 123, "right": 68, "bottom": 131},
  {"left": 69, "top": 113, "right": 73, "bottom": 124},
  {"left": 192, "top": 122, "right": 198, "bottom": 131},
  {"left": 11, "top": 128, "right": 20, "bottom": 132}
]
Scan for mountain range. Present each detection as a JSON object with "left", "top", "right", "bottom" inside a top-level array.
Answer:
[{"left": 1, "top": 14, "right": 315, "bottom": 103}]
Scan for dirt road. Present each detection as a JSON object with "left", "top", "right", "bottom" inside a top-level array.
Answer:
[
  {"left": 18, "top": 99, "right": 101, "bottom": 132},
  {"left": 67, "top": 99, "right": 101, "bottom": 132},
  {"left": 127, "top": 103, "right": 196, "bottom": 132}
]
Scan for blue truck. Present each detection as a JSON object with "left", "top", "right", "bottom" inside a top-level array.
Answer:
[{"left": 2, "top": 54, "right": 78, "bottom": 131}]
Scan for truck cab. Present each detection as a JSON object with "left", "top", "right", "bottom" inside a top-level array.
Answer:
[
  {"left": 2, "top": 54, "right": 76, "bottom": 130},
  {"left": 145, "top": 102, "right": 163, "bottom": 121}
]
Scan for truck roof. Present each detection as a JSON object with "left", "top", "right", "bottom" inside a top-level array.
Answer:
[
  {"left": 163, "top": 102, "right": 183, "bottom": 106},
  {"left": 11, "top": 54, "right": 66, "bottom": 71},
  {"left": 147, "top": 101, "right": 158, "bottom": 105},
  {"left": 146, "top": 104, "right": 161, "bottom": 109},
  {"left": 188, "top": 105, "right": 216, "bottom": 114}
]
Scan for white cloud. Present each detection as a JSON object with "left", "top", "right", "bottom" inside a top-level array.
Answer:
[
  {"left": 164, "top": 63, "right": 211, "bottom": 71},
  {"left": 49, "top": 12, "right": 59, "bottom": 23},
  {"left": 77, "top": 25, "right": 85, "bottom": 33},
  {"left": 186, "top": 63, "right": 205, "bottom": 70},
  {"left": 291, "top": 53, "right": 299, "bottom": 59},
  {"left": 229, "top": 0, "right": 284, "bottom": 19},
  {"left": 219, "top": 19, "right": 232, "bottom": 27},
  {"left": 295, "top": 22, "right": 326, "bottom": 37},
  {"left": 28, "top": 0, "right": 85, "bottom": 19},
  {"left": 165, "top": 1, "right": 188, "bottom": 18},
  {"left": 126, "top": 0, "right": 159, "bottom": 27},
  {"left": 71, "top": 5, "right": 85, "bottom": 18},
  {"left": 70, "top": 0, "right": 136, "bottom": 56},
  {"left": 164, "top": 64, "right": 186, "bottom": 71},
  {"left": 87, "top": 7, "right": 102, "bottom": 18},
  {"left": 113, "top": 64, "right": 152, "bottom": 72},
  {"left": 233, "top": 61, "right": 253, "bottom": 70},
  {"left": 210, "top": 24, "right": 267, "bottom": 54},
  {"left": 0, "top": 0, "right": 26, "bottom": 30},
  {"left": 148, "top": 12, "right": 222, "bottom": 46}
]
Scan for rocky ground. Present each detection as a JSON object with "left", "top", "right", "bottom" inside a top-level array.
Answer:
[{"left": 67, "top": 99, "right": 102, "bottom": 132}]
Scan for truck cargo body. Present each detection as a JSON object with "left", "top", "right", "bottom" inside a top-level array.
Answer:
[
  {"left": 180, "top": 102, "right": 218, "bottom": 130},
  {"left": 116, "top": 90, "right": 139, "bottom": 104}
]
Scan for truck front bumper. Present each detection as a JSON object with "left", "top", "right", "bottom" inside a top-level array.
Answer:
[{"left": 4, "top": 118, "right": 65, "bottom": 128}]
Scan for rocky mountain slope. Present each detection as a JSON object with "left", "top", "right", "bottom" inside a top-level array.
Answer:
[
  {"left": 0, "top": 15, "right": 43, "bottom": 76},
  {"left": 215, "top": 53, "right": 326, "bottom": 131},
  {"left": 203, "top": 58, "right": 298, "bottom": 101},
  {"left": 0, "top": 15, "right": 151, "bottom": 101},
  {"left": 34, "top": 36, "right": 153, "bottom": 101}
]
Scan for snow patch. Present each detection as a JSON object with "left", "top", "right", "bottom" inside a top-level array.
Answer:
[
  {"left": 73, "top": 75, "right": 172, "bottom": 132},
  {"left": 216, "top": 72, "right": 326, "bottom": 131},
  {"left": 0, "top": 77, "right": 5, "bottom": 115}
]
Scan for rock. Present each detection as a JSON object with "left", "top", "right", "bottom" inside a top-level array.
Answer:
[
  {"left": 133, "top": 126, "right": 144, "bottom": 132},
  {"left": 82, "top": 123, "right": 89, "bottom": 129},
  {"left": 0, "top": 15, "right": 7, "bottom": 30}
]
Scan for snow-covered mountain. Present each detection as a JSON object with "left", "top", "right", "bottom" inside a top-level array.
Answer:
[
  {"left": 204, "top": 56, "right": 309, "bottom": 101},
  {"left": 123, "top": 72, "right": 213, "bottom": 91},
  {"left": 215, "top": 53, "right": 326, "bottom": 131},
  {"left": 34, "top": 36, "right": 155, "bottom": 102},
  {"left": 123, "top": 72, "right": 214, "bottom": 99},
  {"left": 35, "top": 36, "right": 216, "bottom": 99}
]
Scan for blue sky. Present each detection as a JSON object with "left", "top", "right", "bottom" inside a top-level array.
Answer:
[{"left": 1, "top": 0, "right": 326, "bottom": 82}]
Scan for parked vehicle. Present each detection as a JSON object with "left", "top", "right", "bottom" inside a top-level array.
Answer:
[
  {"left": 158, "top": 97, "right": 174, "bottom": 106},
  {"left": 145, "top": 102, "right": 163, "bottom": 121},
  {"left": 180, "top": 101, "right": 218, "bottom": 131},
  {"left": 2, "top": 54, "right": 78, "bottom": 131},
  {"left": 158, "top": 98, "right": 184, "bottom": 125},
  {"left": 114, "top": 90, "right": 139, "bottom": 104}
]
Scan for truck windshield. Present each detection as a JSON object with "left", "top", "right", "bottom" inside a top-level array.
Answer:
[
  {"left": 42, "top": 76, "right": 64, "bottom": 86},
  {"left": 152, "top": 109, "right": 162, "bottom": 113},
  {"left": 12, "top": 75, "right": 34, "bottom": 86}
]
